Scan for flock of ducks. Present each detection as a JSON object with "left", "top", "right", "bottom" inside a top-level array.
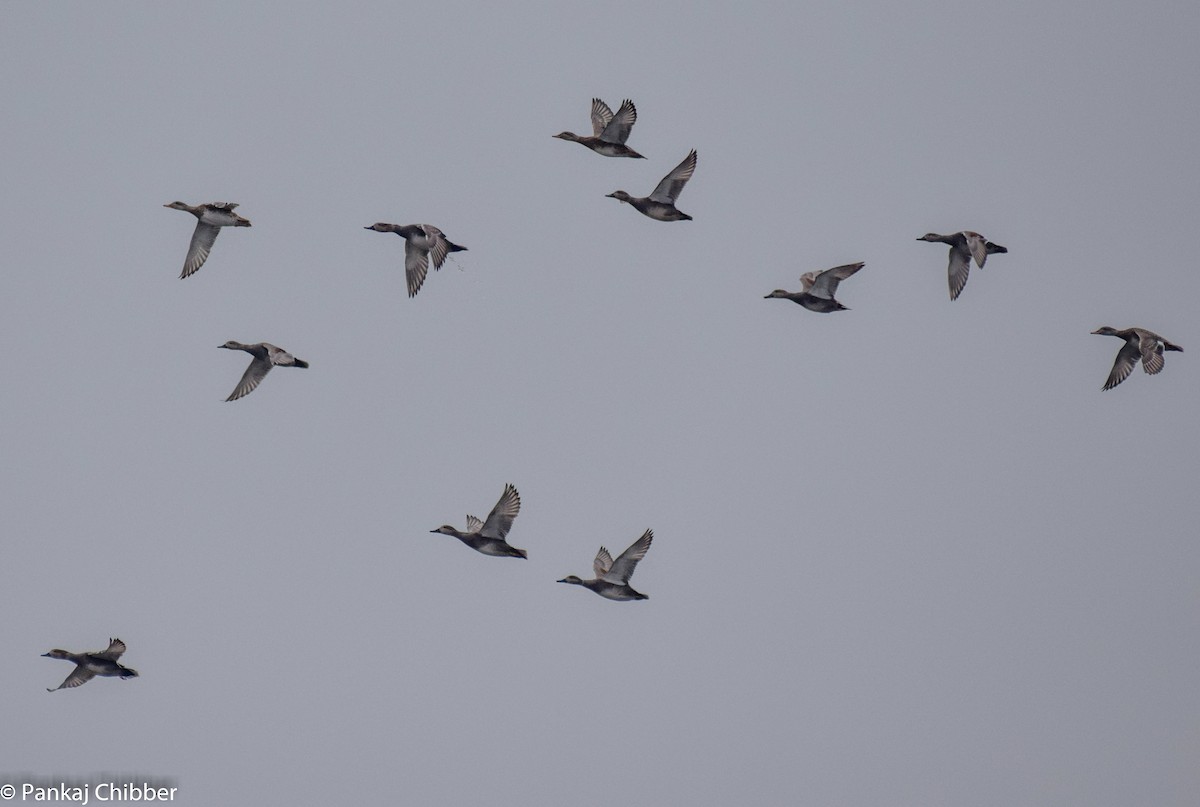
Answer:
[{"left": 43, "top": 96, "right": 1183, "bottom": 690}]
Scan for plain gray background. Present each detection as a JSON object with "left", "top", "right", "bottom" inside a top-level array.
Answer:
[{"left": 2, "top": 2, "right": 1197, "bottom": 805}]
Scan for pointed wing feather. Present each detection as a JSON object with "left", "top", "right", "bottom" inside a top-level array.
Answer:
[
  {"left": 465, "top": 515, "right": 484, "bottom": 534},
  {"left": 589, "top": 98, "right": 614, "bottom": 138},
  {"left": 480, "top": 484, "right": 521, "bottom": 539},
  {"left": 649, "top": 150, "right": 697, "bottom": 204},
  {"left": 809, "top": 262, "right": 864, "bottom": 300},
  {"left": 602, "top": 529, "right": 653, "bottom": 584},
  {"left": 599, "top": 99, "right": 637, "bottom": 144},
  {"left": 181, "top": 222, "right": 221, "bottom": 278}
]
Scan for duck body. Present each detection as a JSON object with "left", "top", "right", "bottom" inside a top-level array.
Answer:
[
  {"left": 608, "top": 150, "right": 697, "bottom": 221},
  {"left": 917, "top": 231, "right": 1006, "bottom": 300},
  {"left": 164, "top": 201, "right": 251, "bottom": 279},
  {"left": 765, "top": 262, "right": 864, "bottom": 312},
  {"left": 558, "top": 529, "right": 653, "bottom": 601},
  {"left": 763, "top": 291, "right": 848, "bottom": 312},
  {"left": 1091, "top": 326, "right": 1183, "bottom": 390},
  {"left": 43, "top": 638, "right": 138, "bottom": 691},
  {"left": 365, "top": 222, "right": 467, "bottom": 298},
  {"left": 431, "top": 484, "right": 527, "bottom": 558},
  {"left": 554, "top": 98, "right": 645, "bottom": 158},
  {"left": 557, "top": 575, "right": 649, "bottom": 601},
  {"left": 219, "top": 341, "right": 309, "bottom": 401}
]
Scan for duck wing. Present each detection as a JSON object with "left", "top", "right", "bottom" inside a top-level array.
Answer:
[
  {"left": 589, "top": 98, "right": 614, "bottom": 138},
  {"left": 48, "top": 664, "right": 95, "bottom": 691},
  {"left": 226, "top": 354, "right": 273, "bottom": 401},
  {"left": 403, "top": 237, "right": 431, "bottom": 298},
  {"left": 96, "top": 638, "right": 127, "bottom": 661},
  {"left": 809, "top": 262, "right": 864, "bottom": 300},
  {"left": 593, "top": 546, "right": 614, "bottom": 579},
  {"left": 964, "top": 232, "right": 989, "bottom": 268},
  {"left": 265, "top": 344, "right": 306, "bottom": 368},
  {"left": 181, "top": 222, "right": 221, "bottom": 279},
  {"left": 599, "top": 99, "right": 637, "bottom": 145},
  {"left": 947, "top": 244, "right": 971, "bottom": 301},
  {"left": 1139, "top": 335, "right": 1165, "bottom": 375},
  {"left": 465, "top": 515, "right": 484, "bottom": 534},
  {"left": 1102, "top": 340, "right": 1141, "bottom": 390},
  {"left": 422, "top": 225, "right": 452, "bottom": 270},
  {"left": 602, "top": 529, "right": 653, "bottom": 584},
  {"left": 649, "top": 150, "right": 697, "bottom": 204},
  {"left": 480, "top": 484, "right": 521, "bottom": 539}
]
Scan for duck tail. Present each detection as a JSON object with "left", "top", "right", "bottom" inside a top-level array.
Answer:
[
  {"left": 293, "top": 359, "right": 311, "bottom": 369},
  {"left": 445, "top": 241, "right": 468, "bottom": 253},
  {"left": 120, "top": 667, "right": 139, "bottom": 679},
  {"left": 1164, "top": 342, "right": 1184, "bottom": 352},
  {"left": 235, "top": 216, "right": 252, "bottom": 227}
]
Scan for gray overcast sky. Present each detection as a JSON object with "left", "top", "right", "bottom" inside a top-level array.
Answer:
[{"left": 2, "top": 2, "right": 1198, "bottom": 805}]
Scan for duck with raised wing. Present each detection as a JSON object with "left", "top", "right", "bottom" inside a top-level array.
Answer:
[
  {"left": 43, "top": 638, "right": 138, "bottom": 692},
  {"left": 765, "top": 262, "right": 864, "bottom": 312},
  {"left": 431, "top": 484, "right": 526, "bottom": 558},
  {"left": 916, "top": 231, "right": 1007, "bottom": 300},
  {"left": 164, "top": 201, "right": 251, "bottom": 279},
  {"left": 219, "top": 341, "right": 309, "bottom": 401},
  {"left": 558, "top": 529, "right": 653, "bottom": 601},
  {"left": 607, "top": 150, "right": 697, "bottom": 221},
  {"left": 364, "top": 223, "right": 467, "bottom": 298},
  {"left": 553, "top": 98, "right": 645, "bottom": 158},
  {"left": 1091, "top": 327, "right": 1183, "bottom": 390}
]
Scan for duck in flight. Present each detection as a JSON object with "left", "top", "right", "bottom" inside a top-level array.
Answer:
[
  {"left": 558, "top": 529, "right": 653, "bottom": 601},
  {"left": 164, "top": 201, "right": 251, "bottom": 279},
  {"left": 607, "top": 150, "right": 697, "bottom": 221},
  {"left": 916, "top": 231, "right": 1007, "bottom": 300},
  {"left": 554, "top": 98, "right": 645, "bottom": 158},
  {"left": 43, "top": 638, "right": 138, "bottom": 691},
  {"left": 364, "top": 223, "right": 468, "bottom": 298},
  {"left": 1091, "top": 327, "right": 1183, "bottom": 390},
  {"left": 431, "top": 484, "right": 526, "bottom": 558},
  {"left": 219, "top": 341, "right": 309, "bottom": 401},
  {"left": 765, "top": 262, "right": 865, "bottom": 312}
]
